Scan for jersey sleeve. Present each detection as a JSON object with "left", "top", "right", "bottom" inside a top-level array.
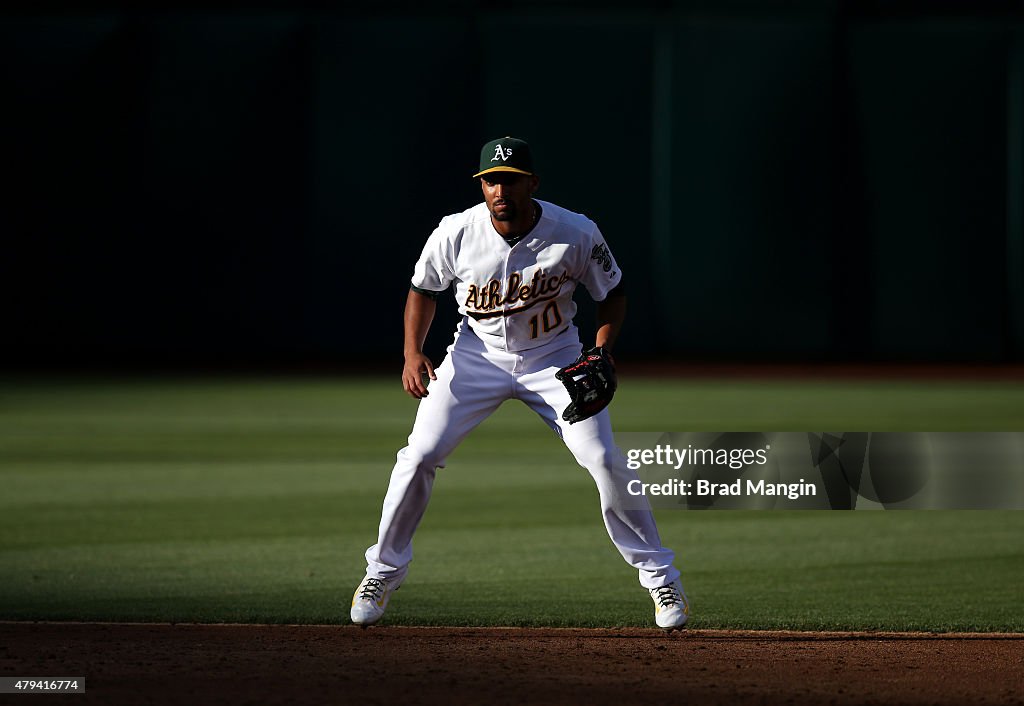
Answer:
[
  {"left": 578, "top": 225, "right": 623, "bottom": 301},
  {"left": 410, "top": 224, "right": 456, "bottom": 294}
]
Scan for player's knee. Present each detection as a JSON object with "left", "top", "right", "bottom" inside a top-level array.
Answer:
[
  {"left": 397, "top": 442, "right": 447, "bottom": 472},
  {"left": 572, "top": 446, "right": 619, "bottom": 474}
]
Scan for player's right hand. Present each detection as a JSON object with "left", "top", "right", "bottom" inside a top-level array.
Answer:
[{"left": 402, "top": 353, "right": 436, "bottom": 399}]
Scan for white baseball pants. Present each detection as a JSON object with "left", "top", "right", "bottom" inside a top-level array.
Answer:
[{"left": 363, "top": 319, "right": 680, "bottom": 590}]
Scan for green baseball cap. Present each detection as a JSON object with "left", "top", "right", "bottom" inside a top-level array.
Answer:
[{"left": 473, "top": 136, "right": 535, "bottom": 178}]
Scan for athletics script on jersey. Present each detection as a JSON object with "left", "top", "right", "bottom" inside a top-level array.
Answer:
[
  {"left": 462, "top": 244, "right": 615, "bottom": 319},
  {"left": 464, "top": 269, "right": 571, "bottom": 320}
]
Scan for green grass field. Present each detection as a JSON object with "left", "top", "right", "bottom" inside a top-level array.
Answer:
[{"left": 1, "top": 375, "right": 1022, "bottom": 631}]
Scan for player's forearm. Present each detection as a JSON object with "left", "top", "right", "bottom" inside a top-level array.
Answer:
[
  {"left": 595, "top": 294, "right": 627, "bottom": 352},
  {"left": 403, "top": 289, "right": 437, "bottom": 357}
]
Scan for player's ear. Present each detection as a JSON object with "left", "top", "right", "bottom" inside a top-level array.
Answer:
[{"left": 529, "top": 175, "right": 540, "bottom": 193}]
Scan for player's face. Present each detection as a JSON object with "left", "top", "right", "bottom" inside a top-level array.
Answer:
[{"left": 481, "top": 173, "right": 538, "bottom": 222}]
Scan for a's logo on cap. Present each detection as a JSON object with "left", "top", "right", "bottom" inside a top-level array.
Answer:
[{"left": 491, "top": 145, "right": 512, "bottom": 162}]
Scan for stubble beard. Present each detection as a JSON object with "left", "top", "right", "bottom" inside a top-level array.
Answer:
[{"left": 491, "top": 202, "right": 517, "bottom": 222}]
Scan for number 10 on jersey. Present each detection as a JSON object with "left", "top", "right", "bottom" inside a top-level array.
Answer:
[{"left": 528, "top": 301, "right": 563, "bottom": 338}]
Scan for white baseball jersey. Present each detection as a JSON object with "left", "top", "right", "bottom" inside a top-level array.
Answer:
[
  {"left": 362, "top": 196, "right": 681, "bottom": 597},
  {"left": 411, "top": 200, "right": 622, "bottom": 352}
]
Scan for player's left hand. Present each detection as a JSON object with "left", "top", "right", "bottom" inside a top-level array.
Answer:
[{"left": 555, "top": 347, "right": 617, "bottom": 424}]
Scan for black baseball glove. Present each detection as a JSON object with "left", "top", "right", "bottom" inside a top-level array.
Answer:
[{"left": 554, "top": 347, "right": 618, "bottom": 424}]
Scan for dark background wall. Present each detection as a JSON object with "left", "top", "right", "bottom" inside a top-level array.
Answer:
[{"left": 4, "top": 1, "right": 1024, "bottom": 369}]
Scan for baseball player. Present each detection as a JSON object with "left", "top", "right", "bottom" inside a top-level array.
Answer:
[{"left": 350, "top": 137, "right": 689, "bottom": 631}]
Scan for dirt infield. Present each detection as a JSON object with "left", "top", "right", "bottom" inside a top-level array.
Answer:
[{"left": 2, "top": 624, "right": 1022, "bottom": 705}]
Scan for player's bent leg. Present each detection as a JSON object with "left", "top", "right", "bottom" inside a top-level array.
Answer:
[
  {"left": 515, "top": 362, "right": 689, "bottom": 629},
  {"left": 558, "top": 415, "right": 690, "bottom": 630},
  {"left": 353, "top": 435, "right": 446, "bottom": 626},
  {"left": 355, "top": 328, "right": 509, "bottom": 625},
  {"left": 363, "top": 442, "right": 442, "bottom": 583},
  {"left": 559, "top": 414, "right": 681, "bottom": 585}
]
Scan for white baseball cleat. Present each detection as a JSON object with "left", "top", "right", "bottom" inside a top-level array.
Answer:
[
  {"left": 350, "top": 575, "right": 401, "bottom": 626},
  {"left": 650, "top": 579, "right": 690, "bottom": 631}
]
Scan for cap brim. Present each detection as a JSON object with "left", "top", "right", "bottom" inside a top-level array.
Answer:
[{"left": 472, "top": 166, "right": 534, "bottom": 178}]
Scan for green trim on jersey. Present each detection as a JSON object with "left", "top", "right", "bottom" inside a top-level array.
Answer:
[{"left": 410, "top": 284, "right": 444, "bottom": 300}]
